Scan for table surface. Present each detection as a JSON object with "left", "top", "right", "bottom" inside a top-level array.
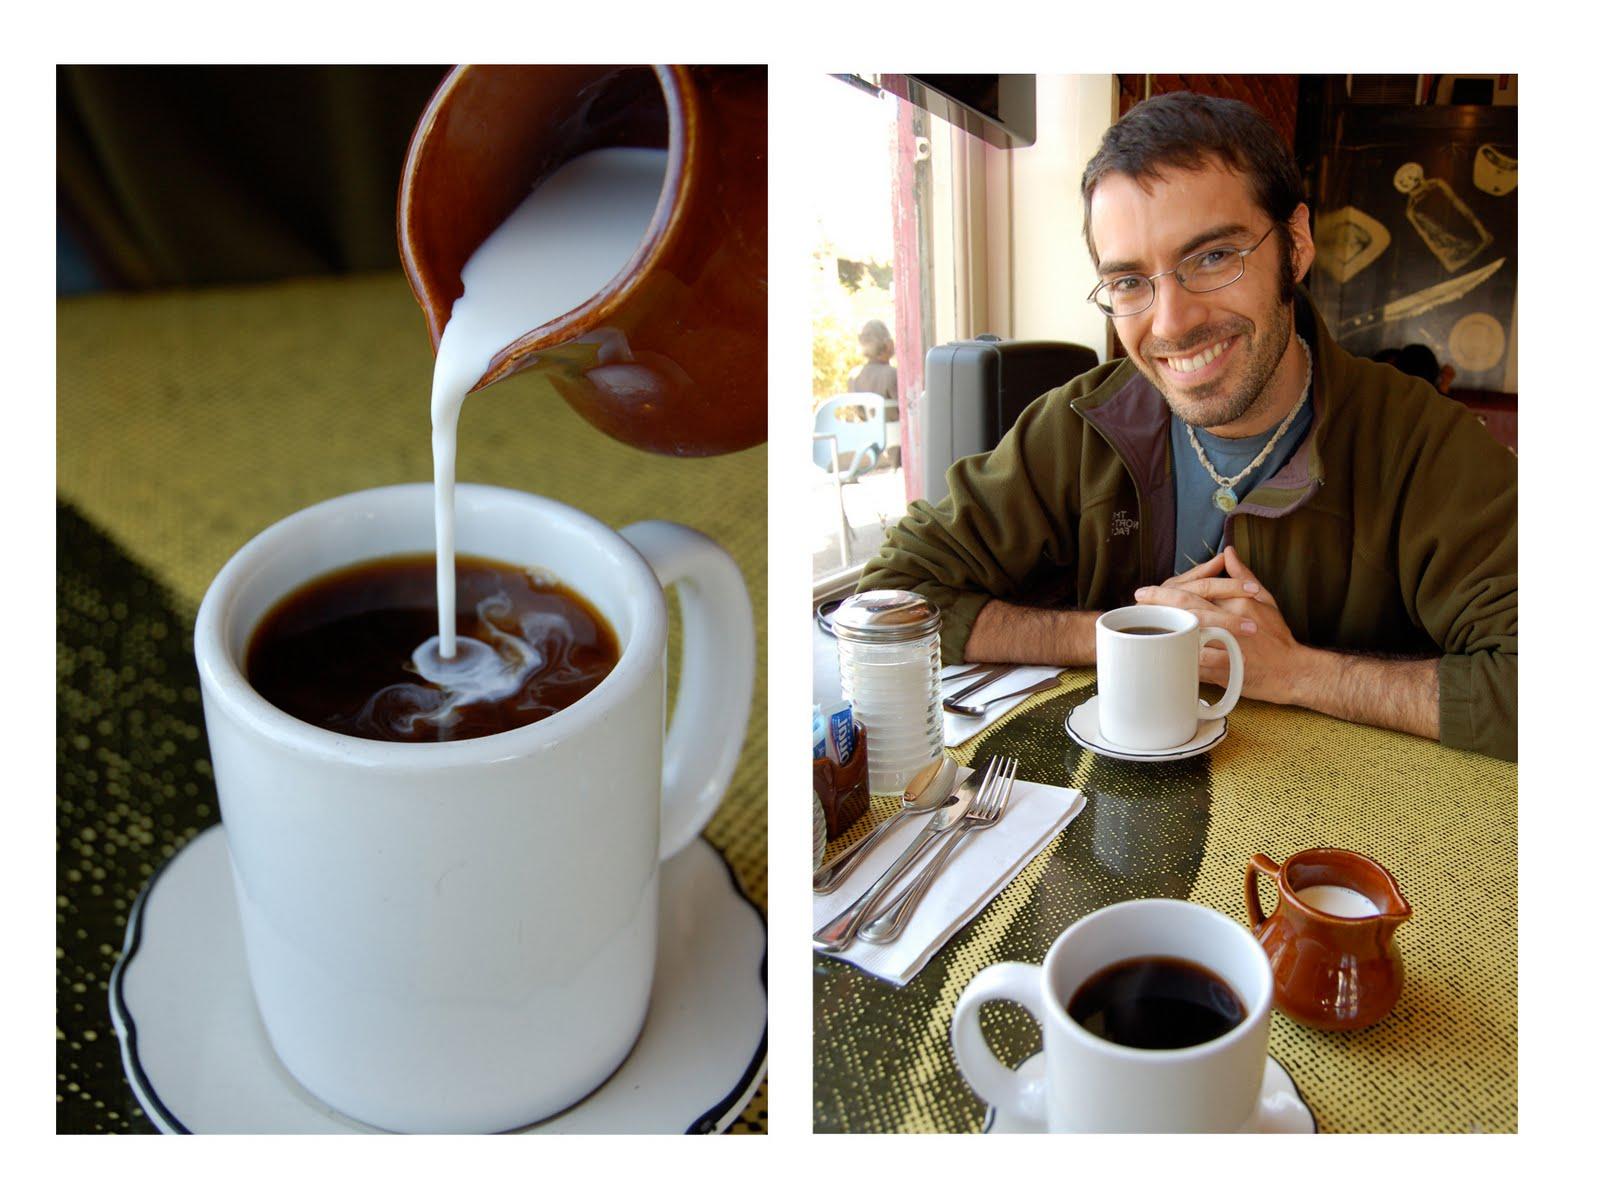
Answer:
[
  {"left": 56, "top": 272, "right": 768, "bottom": 1133},
  {"left": 812, "top": 653, "right": 1516, "bottom": 1133}
]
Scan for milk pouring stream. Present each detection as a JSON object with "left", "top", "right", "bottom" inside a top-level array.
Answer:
[{"left": 408, "top": 147, "right": 669, "bottom": 703}]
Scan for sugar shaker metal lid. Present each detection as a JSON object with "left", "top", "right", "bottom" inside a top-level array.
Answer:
[{"left": 830, "top": 590, "right": 941, "bottom": 643}]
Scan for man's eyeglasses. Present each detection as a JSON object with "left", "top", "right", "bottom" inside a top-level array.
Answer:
[{"left": 1087, "top": 225, "right": 1277, "bottom": 318}]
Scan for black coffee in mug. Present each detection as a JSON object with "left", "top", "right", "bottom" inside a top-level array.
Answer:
[
  {"left": 246, "top": 554, "right": 619, "bottom": 742},
  {"left": 1067, "top": 955, "right": 1246, "bottom": 1050},
  {"left": 1113, "top": 625, "right": 1175, "bottom": 636}
]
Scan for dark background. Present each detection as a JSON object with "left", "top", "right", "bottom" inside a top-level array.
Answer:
[{"left": 58, "top": 65, "right": 448, "bottom": 293}]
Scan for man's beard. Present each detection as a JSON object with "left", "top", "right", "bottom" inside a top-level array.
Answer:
[{"left": 1142, "top": 304, "right": 1293, "bottom": 431}]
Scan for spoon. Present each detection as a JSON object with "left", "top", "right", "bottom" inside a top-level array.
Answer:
[
  {"left": 941, "top": 674, "right": 1064, "bottom": 718},
  {"left": 812, "top": 756, "right": 958, "bottom": 894},
  {"left": 813, "top": 773, "right": 978, "bottom": 953}
]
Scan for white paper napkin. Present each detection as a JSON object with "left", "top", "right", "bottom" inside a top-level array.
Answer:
[
  {"left": 942, "top": 664, "right": 1067, "bottom": 746},
  {"left": 812, "top": 774, "right": 1085, "bottom": 985}
]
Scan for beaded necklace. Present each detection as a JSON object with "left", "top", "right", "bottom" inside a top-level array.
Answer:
[{"left": 1184, "top": 334, "right": 1312, "bottom": 512}]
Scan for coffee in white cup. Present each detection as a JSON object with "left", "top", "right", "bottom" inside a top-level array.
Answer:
[
  {"left": 1095, "top": 604, "right": 1244, "bottom": 750},
  {"left": 951, "top": 898, "right": 1274, "bottom": 1132},
  {"left": 194, "top": 483, "right": 753, "bottom": 1133}
]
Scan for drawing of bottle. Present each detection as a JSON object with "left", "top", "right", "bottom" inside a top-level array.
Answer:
[{"left": 1394, "top": 162, "right": 1492, "bottom": 273}]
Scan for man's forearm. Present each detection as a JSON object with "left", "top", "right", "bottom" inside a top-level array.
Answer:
[
  {"left": 964, "top": 600, "right": 1101, "bottom": 666},
  {"left": 1292, "top": 648, "right": 1440, "bottom": 742}
]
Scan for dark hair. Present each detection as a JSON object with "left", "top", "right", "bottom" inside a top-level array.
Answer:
[
  {"left": 1384, "top": 343, "right": 1442, "bottom": 387},
  {"left": 1080, "top": 92, "right": 1304, "bottom": 265}
]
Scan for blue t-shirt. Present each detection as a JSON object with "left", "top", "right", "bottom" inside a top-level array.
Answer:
[{"left": 1171, "top": 395, "right": 1313, "bottom": 574}]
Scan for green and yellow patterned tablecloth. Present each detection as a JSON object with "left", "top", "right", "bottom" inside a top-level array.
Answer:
[
  {"left": 813, "top": 670, "right": 1515, "bottom": 1134},
  {"left": 56, "top": 271, "right": 767, "bottom": 1133}
]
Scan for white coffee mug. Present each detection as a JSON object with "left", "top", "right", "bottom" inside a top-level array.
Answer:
[
  {"left": 193, "top": 483, "right": 754, "bottom": 1133},
  {"left": 951, "top": 899, "right": 1274, "bottom": 1132},
  {"left": 1096, "top": 604, "right": 1244, "bottom": 749}
]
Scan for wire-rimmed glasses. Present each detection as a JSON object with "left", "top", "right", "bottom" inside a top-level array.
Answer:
[{"left": 1087, "top": 225, "right": 1276, "bottom": 317}]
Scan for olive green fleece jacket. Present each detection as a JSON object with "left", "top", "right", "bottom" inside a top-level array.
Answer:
[{"left": 860, "top": 293, "right": 1517, "bottom": 761}]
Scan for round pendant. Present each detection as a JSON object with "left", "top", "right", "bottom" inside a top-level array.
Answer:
[{"left": 1212, "top": 486, "right": 1238, "bottom": 512}]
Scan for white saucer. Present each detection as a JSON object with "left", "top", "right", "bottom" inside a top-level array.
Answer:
[
  {"left": 984, "top": 1054, "right": 1315, "bottom": 1133},
  {"left": 1065, "top": 695, "right": 1227, "bottom": 762},
  {"left": 110, "top": 825, "right": 766, "bottom": 1134}
]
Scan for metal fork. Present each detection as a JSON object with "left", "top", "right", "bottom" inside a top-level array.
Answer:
[{"left": 858, "top": 755, "right": 1019, "bottom": 944}]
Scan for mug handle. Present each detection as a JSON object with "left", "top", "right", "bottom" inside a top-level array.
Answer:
[
  {"left": 621, "top": 521, "right": 754, "bottom": 861},
  {"left": 951, "top": 963, "right": 1051, "bottom": 1127},
  {"left": 1196, "top": 626, "right": 1245, "bottom": 720},
  {"left": 1245, "top": 853, "right": 1282, "bottom": 933}
]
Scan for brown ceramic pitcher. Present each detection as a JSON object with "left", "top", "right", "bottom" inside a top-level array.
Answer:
[
  {"left": 397, "top": 65, "right": 766, "bottom": 456},
  {"left": 1246, "top": 847, "right": 1412, "bottom": 1032}
]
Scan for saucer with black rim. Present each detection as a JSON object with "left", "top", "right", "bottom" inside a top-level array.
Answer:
[
  {"left": 109, "top": 824, "right": 767, "bottom": 1134},
  {"left": 983, "top": 1054, "right": 1315, "bottom": 1133},
  {"left": 1065, "top": 695, "right": 1227, "bottom": 762}
]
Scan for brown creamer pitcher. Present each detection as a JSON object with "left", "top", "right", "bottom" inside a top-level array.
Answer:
[
  {"left": 398, "top": 65, "right": 766, "bottom": 456},
  {"left": 1246, "top": 847, "right": 1412, "bottom": 1032}
]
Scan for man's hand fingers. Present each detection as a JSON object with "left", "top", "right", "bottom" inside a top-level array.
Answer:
[
  {"left": 1169, "top": 552, "right": 1227, "bottom": 585},
  {"left": 1221, "top": 545, "right": 1262, "bottom": 590},
  {"left": 1131, "top": 585, "right": 1259, "bottom": 636},
  {"left": 1156, "top": 576, "right": 1260, "bottom": 603},
  {"left": 1220, "top": 545, "right": 1277, "bottom": 606}
]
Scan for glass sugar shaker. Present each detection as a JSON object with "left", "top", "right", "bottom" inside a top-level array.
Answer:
[{"left": 832, "top": 590, "right": 943, "bottom": 797}]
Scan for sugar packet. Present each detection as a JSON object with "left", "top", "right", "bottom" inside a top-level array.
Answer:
[{"left": 821, "top": 699, "right": 855, "bottom": 765}]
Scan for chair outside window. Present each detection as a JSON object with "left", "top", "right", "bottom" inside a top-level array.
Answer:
[
  {"left": 811, "top": 392, "right": 889, "bottom": 567},
  {"left": 812, "top": 393, "right": 887, "bottom": 482}
]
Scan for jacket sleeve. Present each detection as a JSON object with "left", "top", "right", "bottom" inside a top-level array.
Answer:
[
  {"left": 1391, "top": 396, "right": 1517, "bottom": 761},
  {"left": 857, "top": 392, "right": 1081, "bottom": 663}
]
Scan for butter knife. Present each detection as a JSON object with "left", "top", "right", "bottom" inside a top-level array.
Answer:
[{"left": 942, "top": 665, "right": 1011, "bottom": 706}]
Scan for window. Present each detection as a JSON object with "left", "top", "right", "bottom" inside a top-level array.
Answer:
[
  {"left": 808, "top": 75, "right": 1119, "bottom": 595},
  {"left": 809, "top": 74, "right": 911, "bottom": 593}
]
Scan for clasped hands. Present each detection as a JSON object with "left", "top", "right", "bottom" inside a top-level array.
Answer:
[{"left": 1132, "top": 546, "right": 1305, "bottom": 705}]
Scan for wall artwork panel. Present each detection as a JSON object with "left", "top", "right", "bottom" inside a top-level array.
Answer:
[{"left": 1311, "top": 104, "right": 1517, "bottom": 393}]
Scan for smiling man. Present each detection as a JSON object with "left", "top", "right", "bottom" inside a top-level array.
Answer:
[{"left": 858, "top": 92, "right": 1516, "bottom": 761}]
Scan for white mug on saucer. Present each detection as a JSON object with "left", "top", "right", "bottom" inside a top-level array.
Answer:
[
  {"left": 1095, "top": 604, "right": 1244, "bottom": 750},
  {"left": 951, "top": 899, "right": 1275, "bottom": 1132},
  {"left": 193, "top": 483, "right": 754, "bottom": 1133}
]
